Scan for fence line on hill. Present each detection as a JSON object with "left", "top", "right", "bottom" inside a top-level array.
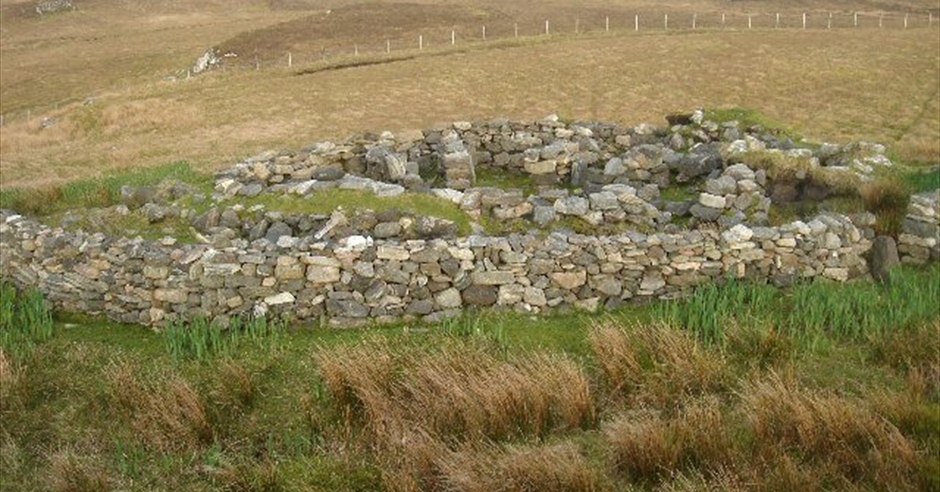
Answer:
[{"left": 1, "top": 10, "right": 937, "bottom": 129}]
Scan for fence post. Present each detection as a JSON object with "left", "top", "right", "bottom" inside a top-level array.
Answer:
[
  {"left": 748, "top": 15, "right": 752, "bottom": 29},
  {"left": 776, "top": 13, "right": 780, "bottom": 28},
  {"left": 452, "top": 30, "right": 456, "bottom": 45},
  {"left": 606, "top": 16, "right": 609, "bottom": 32},
  {"left": 255, "top": 55, "right": 259, "bottom": 70},
  {"left": 692, "top": 13, "right": 697, "bottom": 29},
  {"left": 827, "top": 12, "right": 832, "bottom": 29},
  {"left": 288, "top": 52, "right": 292, "bottom": 67},
  {"left": 386, "top": 39, "right": 391, "bottom": 53},
  {"left": 664, "top": 13, "right": 668, "bottom": 30},
  {"left": 419, "top": 34, "right": 423, "bottom": 50},
  {"left": 482, "top": 25, "right": 487, "bottom": 40},
  {"left": 879, "top": 14, "right": 883, "bottom": 28},
  {"left": 802, "top": 12, "right": 807, "bottom": 30},
  {"left": 545, "top": 20, "right": 550, "bottom": 35},
  {"left": 721, "top": 12, "right": 725, "bottom": 27},
  {"left": 904, "top": 13, "right": 908, "bottom": 28},
  {"left": 635, "top": 14, "right": 639, "bottom": 31},
  {"left": 854, "top": 12, "right": 858, "bottom": 27},
  {"left": 355, "top": 44, "right": 359, "bottom": 56}
]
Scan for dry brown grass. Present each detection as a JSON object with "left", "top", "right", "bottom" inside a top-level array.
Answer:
[
  {"left": 105, "top": 362, "right": 213, "bottom": 453},
  {"left": 316, "top": 342, "right": 594, "bottom": 443},
  {"left": 859, "top": 176, "right": 914, "bottom": 235},
  {"left": 314, "top": 340, "right": 596, "bottom": 491},
  {"left": 0, "top": 349, "right": 18, "bottom": 406},
  {"left": 2, "top": 19, "right": 938, "bottom": 189},
  {"left": 741, "top": 372, "right": 921, "bottom": 490},
  {"left": 44, "top": 448, "right": 112, "bottom": 492},
  {"left": 605, "top": 396, "right": 732, "bottom": 484},
  {"left": 437, "top": 442, "right": 598, "bottom": 492},
  {"left": 590, "top": 321, "right": 728, "bottom": 408}
]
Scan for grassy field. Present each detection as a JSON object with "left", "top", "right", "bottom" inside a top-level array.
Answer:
[
  {"left": 1, "top": 0, "right": 938, "bottom": 189},
  {"left": 1, "top": 267, "right": 939, "bottom": 491}
]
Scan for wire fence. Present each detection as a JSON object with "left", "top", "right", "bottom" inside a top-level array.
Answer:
[{"left": 1, "top": 10, "right": 937, "bottom": 128}]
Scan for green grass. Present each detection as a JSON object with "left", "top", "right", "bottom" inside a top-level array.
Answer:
[
  {"left": 657, "top": 265, "right": 940, "bottom": 349},
  {"left": 1, "top": 264, "right": 938, "bottom": 490},
  {"left": 163, "top": 316, "right": 282, "bottom": 362},
  {"left": 474, "top": 166, "right": 539, "bottom": 195},
  {"left": 241, "top": 188, "right": 474, "bottom": 236},
  {"left": 905, "top": 167, "right": 940, "bottom": 193},
  {"left": 0, "top": 162, "right": 212, "bottom": 218},
  {"left": 0, "top": 281, "right": 54, "bottom": 361},
  {"left": 704, "top": 107, "right": 800, "bottom": 139}
]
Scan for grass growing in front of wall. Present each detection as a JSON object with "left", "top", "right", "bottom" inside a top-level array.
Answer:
[
  {"left": 1, "top": 264, "right": 938, "bottom": 491},
  {"left": 657, "top": 265, "right": 940, "bottom": 347},
  {"left": 0, "top": 281, "right": 54, "bottom": 361},
  {"left": 163, "top": 316, "right": 281, "bottom": 362}
]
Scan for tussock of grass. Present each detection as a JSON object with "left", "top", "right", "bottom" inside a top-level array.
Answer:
[
  {"left": 437, "top": 442, "right": 598, "bottom": 492},
  {"left": 316, "top": 342, "right": 594, "bottom": 443},
  {"left": 860, "top": 176, "right": 912, "bottom": 235},
  {"left": 45, "top": 449, "right": 113, "bottom": 492},
  {"left": 741, "top": 373, "right": 920, "bottom": 489},
  {"left": 589, "top": 322, "right": 727, "bottom": 407},
  {"left": 315, "top": 340, "right": 594, "bottom": 491},
  {"left": 106, "top": 363, "right": 213, "bottom": 453},
  {"left": 605, "top": 396, "right": 731, "bottom": 484}
]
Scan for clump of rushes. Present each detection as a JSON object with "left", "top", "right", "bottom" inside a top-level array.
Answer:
[
  {"left": 0, "top": 282, "right": 54, "bottom": 360},
  {"left": 163, "top": 315, "right": 279, "bottom": 362}
]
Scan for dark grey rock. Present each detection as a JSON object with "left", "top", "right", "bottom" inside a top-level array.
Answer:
[
  {"left": 870, "top": 236, "right": 900, "bottom": 283},
  {"left": 461, "top": 285, "right": 498, "bottom": 306},
  {"left": 264, "top": 222, "right": 292, "bottom": 243}
]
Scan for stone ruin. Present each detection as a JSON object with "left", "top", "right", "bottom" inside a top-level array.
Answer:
[
  {"left": 1, "top": 111, "right": 938, "bottom": 328},
  {"left": 35, "top": 0, "right": 74, "bottom": 16}
]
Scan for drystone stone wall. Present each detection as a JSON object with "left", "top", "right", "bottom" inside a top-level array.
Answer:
[
  {"left": 0, "top": 209, "right": 873, "bottom": 328},
  {"left": 1, "top": 111, "right": 937, "bottom": 328}
]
